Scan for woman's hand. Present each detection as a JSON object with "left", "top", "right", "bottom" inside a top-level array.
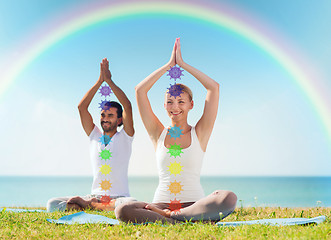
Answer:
[
  {"left": 175, "top": 38, "right": 184, "bottom": 67},
  {"left": 167, "top": 40, "right": 177, "bottom": 68},
  {"left": 145, "top": 204, "right": 172, "bottom": 218}
]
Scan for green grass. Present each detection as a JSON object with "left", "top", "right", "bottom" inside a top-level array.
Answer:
[{"left": 1, "top": 207, "right": 330, "bottom": 239}]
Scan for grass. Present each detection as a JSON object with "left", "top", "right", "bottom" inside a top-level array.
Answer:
[{"left": 0, "top": 207, "right": 330, "bottom": 239}]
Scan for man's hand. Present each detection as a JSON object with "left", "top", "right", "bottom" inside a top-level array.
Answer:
[{"left": 101, "top": 58, "right": 112, "bottom": 84}]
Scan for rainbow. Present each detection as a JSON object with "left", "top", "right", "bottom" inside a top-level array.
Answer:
[{"left": 1, "top": 0, "right": 331, "bottom": 145}]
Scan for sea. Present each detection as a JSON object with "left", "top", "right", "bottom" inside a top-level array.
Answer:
[{"left": 1, "top": 176, "right": 330, "bottom": 208}]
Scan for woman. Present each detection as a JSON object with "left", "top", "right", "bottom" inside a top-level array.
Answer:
[{"left": 115, "top": 38, "right": 237, "bottom": 223}]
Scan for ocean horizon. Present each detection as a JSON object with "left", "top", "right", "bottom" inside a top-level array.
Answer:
[{"left": 1, "top": 176, "right": 330, "bottom": 208}]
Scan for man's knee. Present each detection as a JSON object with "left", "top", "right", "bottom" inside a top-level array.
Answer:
[
  {"left": 115, "top": 201, "right": 137, "bottom": 222},
  {"left": 47, "top": 197, "right": 67, "bottom": 212}
]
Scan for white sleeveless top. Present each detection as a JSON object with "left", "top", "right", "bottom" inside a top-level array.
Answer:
[
  {"left": 89, "top": 125, "right": 133, "bottom": 196},
  {"left": 152, "top": 126, "right": 205, "bottom": 203}
]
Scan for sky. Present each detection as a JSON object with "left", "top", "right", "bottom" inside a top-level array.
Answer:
[{"left": 0, "top": 0, "right": 330, "bottom": 176}]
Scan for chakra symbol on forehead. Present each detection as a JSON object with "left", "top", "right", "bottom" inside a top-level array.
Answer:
[
  {"left": 99, "top": 135, "right": 112, "bottom": 145},
  {"left": 167, "top": 65, "right": 184, "bottom": 81},
  {"left": 167, "top": 125, "right": 184, "bottom": 140},
  {"left": 99, "top": 100, "right": 111, "bottom": 111},
  {"left": 167, "top": 143, "right": 183, "bottom": 158},
  {"left": 99, "top": 85, "right": 112, "bottom": 97},
  {"left": 167, "top": 84, "right": 184, "bottom": 98}
]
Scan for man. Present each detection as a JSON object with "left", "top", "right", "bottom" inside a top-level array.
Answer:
[{"left": 47, "top": 58, "right": 135, "bottom": 212}]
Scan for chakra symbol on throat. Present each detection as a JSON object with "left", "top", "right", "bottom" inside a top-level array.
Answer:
[
  {"left": 168, "top": 180, "right": 183, "bottom": 195},
  {"left": 100, "top": 164, "right": 112, "bottom": 175},
  {"left": 167, "top": 84, "right": 184, "bottom": 98},
  {"left": 167, "top": 143, "right": 183, "bottom": 158},
  {"left": 167, "top": 65, "right": 184, "bottom": 81},
  {"left": 99, "top": 134, "right": 112, "bottom": 145},
  {"left": 100, "top": 180, "right": 112, "bottom": 191},
  {"left": 167, "top": 161, "right": 183, "bottom": 175},
  {"left": 99, "top": 85, "right": 112, "bottom": 97},
  {"left": 99, "top": 149, "right": 112, "bottom": 160},
  {"left": 167, "top": 125, "right": 184, "bottom": 140}
]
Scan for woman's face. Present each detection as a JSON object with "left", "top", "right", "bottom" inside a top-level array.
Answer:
[{"left": 164, "top": 92, "right": 193, "bottom": 121}]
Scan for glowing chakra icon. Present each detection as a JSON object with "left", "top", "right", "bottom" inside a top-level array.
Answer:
[
  {"left": 99, "top": 85, "right": 112, "bottom": 97},
  {"left": 100, "top": 164, "right": 112, "bottom": 175},
  {"left": 167, "top": 65, "right": 184, "bottom": 81},
  {"left": 99, "top": 149, "right": 112, "bottom": 160},
  {"left": 99, "top": 100, "right": 111, "bottom": 111},
  {"left": 167, "top": 125, "right": 184, "bottom": 140},
  {"left": 167, "top": 84, "right": 184, "bottom": 98},
  {"left": 99, "top": 134, "right": 112, "bottom": 145},
  {"left": 168, "top": 180, "right": 183, "bottom": 195},
  {"left": 100, "top": 195, "right": 112, "bottom": 205},
  {"left": 167, "top": 161, "right": 183, "bottom": 176},
  {"left": 100, "top": 180, "right": 112, "bottom": 191},
  {"left": 168, "top": 198, "right": 182, "bottom": 213},
  {"left": 167, "top": 143, "right": 183, "bottom": 158}
]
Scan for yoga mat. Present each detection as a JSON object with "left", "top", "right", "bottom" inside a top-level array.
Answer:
[
  {"left": 217, "top": 216, "right": 326, "bottom": 227},
  {"left": 47, "top": 211, "right": 120, "bottom": 225},
  {"left": 0, "top": 208, "right": 46, "bottom": 213}
]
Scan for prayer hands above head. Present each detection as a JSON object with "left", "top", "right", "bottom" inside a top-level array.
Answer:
[
  {"left": 175, "top": 38, "right": 184, "bottom": 67},
  {"left": 100, "top": 58, "right": 112, "bottom": 83},
  {"left": 168, "top": 39, "right": 177, "bottom": 68}
]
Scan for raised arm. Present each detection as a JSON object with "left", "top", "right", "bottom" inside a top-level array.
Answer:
[
  {"left": 135, "top": 41, "right": 177, "bottom": 147},
  {"left": 77, "top": 65, "right": 103, "bottom": 136},
  {"left": 176, "top": 38, "right": 219, "bottom": 151},
  {"left": 101, "top": 58, "right": 134, "bottom": 137}
]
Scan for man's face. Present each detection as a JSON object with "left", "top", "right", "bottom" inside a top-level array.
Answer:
[{"left": 100, "top": 107, "right": 120, "bottom": 133}]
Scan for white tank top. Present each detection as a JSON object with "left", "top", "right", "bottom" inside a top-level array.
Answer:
[{"left": 153, "top": 126, "right": 205, "bottom": 203}]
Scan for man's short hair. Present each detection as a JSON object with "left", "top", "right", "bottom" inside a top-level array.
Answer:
[{"left": 104, "top": 101, "right": 123, "bottom": 127}]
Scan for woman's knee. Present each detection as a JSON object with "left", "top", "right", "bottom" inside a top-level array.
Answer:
[{"left": 212, "top": 190, "right": 237, "bottom": 208}]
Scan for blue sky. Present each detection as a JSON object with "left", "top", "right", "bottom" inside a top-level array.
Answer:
[{"left": 0, "top": 0, "right": 330, "bottom": 176}]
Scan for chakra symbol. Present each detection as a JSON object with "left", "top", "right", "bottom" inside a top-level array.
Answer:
[
  {"left": 99, "top": 100, "right": 111, "bottom": 111},
  {"left": 167, "top": 143, "right": 183, "bottom": 158},
  {"left": 167, "top": 84, "right": 184, "bottom": 98},
  {"left": 168, "top": 198, "right": 182, "bottom": 213},
  {"left": 99, "top": 149, "right": 112, "bottom": 160},
  {"left": 167, "top": 65, "right": 184, "bottom": 81},
  {"left": 168, "top": 180, "right": 183, "bottom": 195},
  {"left": 167, "top": 161, "right": 183, "bottom": 175},
  {"left": 99, "top": 134, "right": 112, "bottom": 145},
  {"left": 99, "top": 85, "right": 112, "bottom": 97},
  {"left": 100, "top": 180, "right": 112, "bottom": 191},
  {"left": 100, "top": 164, "right": 112, "bottom": 175},
  {"left": 100, "top": 195, "right": 112, "bottom": 205},
  {"left": 167, "top": 125, "right": 184, "bottom": 140}
]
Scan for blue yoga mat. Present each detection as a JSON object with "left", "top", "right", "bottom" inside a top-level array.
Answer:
[
  {"left": 0, "top": 208, "right": 46, "bottom": 213},
  {"left": 47, "top": 211, "right": 120, "bottom": 225},
  {"left": 217, "top": 216, "right": 326, "bottom": 227}
]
